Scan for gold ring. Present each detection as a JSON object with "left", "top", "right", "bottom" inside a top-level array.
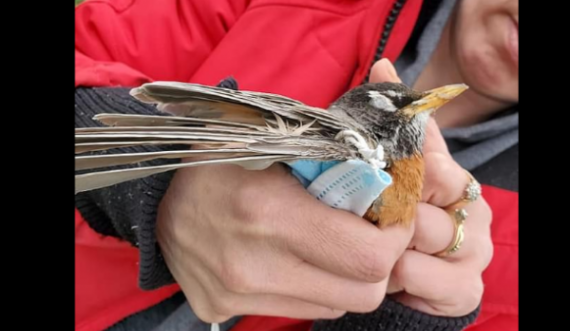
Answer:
[
  {"left": 433, "top": 171, "right": 477, "bottom": 257},
  {"left": 434, "top": 208, "right": 468, "bottom": 257},
  {"left": 446, "top": 171, "right": 481, "bottom": 210}
]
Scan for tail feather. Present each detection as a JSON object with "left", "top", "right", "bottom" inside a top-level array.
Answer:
[
  {"left": 75, "top": 81, "right": 359, "bottom": 193},
  {"left": 75, "top": 149, "right": 259, "bottom": 171},
  {"left": 75, "top": 155, "right": 299, "bottom": 193}
]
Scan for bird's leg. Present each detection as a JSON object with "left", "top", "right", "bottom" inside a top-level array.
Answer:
[{"left": 363, "top": 154, "right": 424, "bottom": 228}]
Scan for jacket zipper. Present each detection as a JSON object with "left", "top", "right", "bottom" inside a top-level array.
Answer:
[{"left": 363, "top": 0, "right": 408, "bottom": 84}]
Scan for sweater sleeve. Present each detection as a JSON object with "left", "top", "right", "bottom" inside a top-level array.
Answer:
[
  {"left": 75, "top": 78, "right": 239, "bottom": 290},
  {"left": 311, "top": 296, "right": 480, "bottom": 331},
  {"left": 75, "top": 86, "right": 179, "bottom": 290}
]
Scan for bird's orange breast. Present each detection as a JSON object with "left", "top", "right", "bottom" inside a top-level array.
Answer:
[{"left": 364, "top": 153, "right": 424, "bottom": 228}]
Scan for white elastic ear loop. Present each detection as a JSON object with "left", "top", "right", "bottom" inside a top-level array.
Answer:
[{"left": 335, "top": 130, "right": 386, "bottom": 169}]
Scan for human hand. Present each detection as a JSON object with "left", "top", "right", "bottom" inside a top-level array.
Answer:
[
  {"left": 371, "top": 58, "right": 493, "bottom": 317},
  {"left": 157, "top": 161, "right": 413, "bottom": 322}
]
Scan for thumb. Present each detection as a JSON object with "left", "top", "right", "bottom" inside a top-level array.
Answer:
[
  {"left": 423, "top": 118, "right": 451, "bottom": 156},
  {"left": 369, "top": 58, "right": 402, "bottom": 83}
]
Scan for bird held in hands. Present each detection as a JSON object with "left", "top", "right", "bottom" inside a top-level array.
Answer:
[{"left": 75, "top": 79, "right": 467, "bottom": 228}]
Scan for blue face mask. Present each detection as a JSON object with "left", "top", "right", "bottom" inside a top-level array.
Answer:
[{"left": 286, "top": 159, "right": 393, "bottom": 217}]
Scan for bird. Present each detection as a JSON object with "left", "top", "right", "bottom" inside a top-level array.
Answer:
[{"left": 74, "top": 79, "right": 467, "bottom": 228}]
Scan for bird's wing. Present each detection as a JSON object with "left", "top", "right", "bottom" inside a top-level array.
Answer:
[
  {"left": 75, "top": 82, "right": 368, "bottom": 193},
  {"left": 130, "top": 81, "right": 353, "bottom": 130}
]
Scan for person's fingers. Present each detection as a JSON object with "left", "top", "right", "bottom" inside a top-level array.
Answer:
[
  {"left": 408, "top": 201, "right": 493, "bottom": 265},
  {"left": 422, "top": 152, "right": 472, "bottom": 207},
  {"left": 408, "top": 203, "right": 455, "bottom": 255},
  {"left": 389, "top": 250, "right": 484, "bottom": 316},
  {"left": 277, "top": 191, "right": 413, "bottom": 283},
  {"left": 192, "top": 243, "right": 378, "bottom": 315}
]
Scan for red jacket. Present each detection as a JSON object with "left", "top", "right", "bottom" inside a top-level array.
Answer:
[{"left": 75, "top": 1, "right": 518, "bottom": 330}]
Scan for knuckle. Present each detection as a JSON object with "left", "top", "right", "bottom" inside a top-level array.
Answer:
[
  {"left": 209, "top": 293, "right": 235, "bottom": 317},
  {"left": 233, "top": 182, "right": 262, "bottom": 221},
  {"left": 219, "top": 264, "right": 256, "bottom": 294},
  {"left": 353, "top": 247, "right": 392, "bottom": 282},
  {"left": 232, "top": 181, "right": 274, "bottom": 225}
]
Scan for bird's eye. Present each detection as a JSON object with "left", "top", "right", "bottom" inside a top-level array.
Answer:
[
  {"left": 367, "top": 91, "right": 397, "bottom": 112},
  {"left": 384, "top": 90, "right": 404, "bottom": 99}
]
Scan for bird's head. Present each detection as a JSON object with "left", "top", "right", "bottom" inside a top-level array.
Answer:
[{"left": 333, "top": 82, "right": 468, "bottom": 160}]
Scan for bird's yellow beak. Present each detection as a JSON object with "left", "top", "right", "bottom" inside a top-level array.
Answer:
[{"left": 401, "top": 84, "right": 469, "bottom": 117}]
